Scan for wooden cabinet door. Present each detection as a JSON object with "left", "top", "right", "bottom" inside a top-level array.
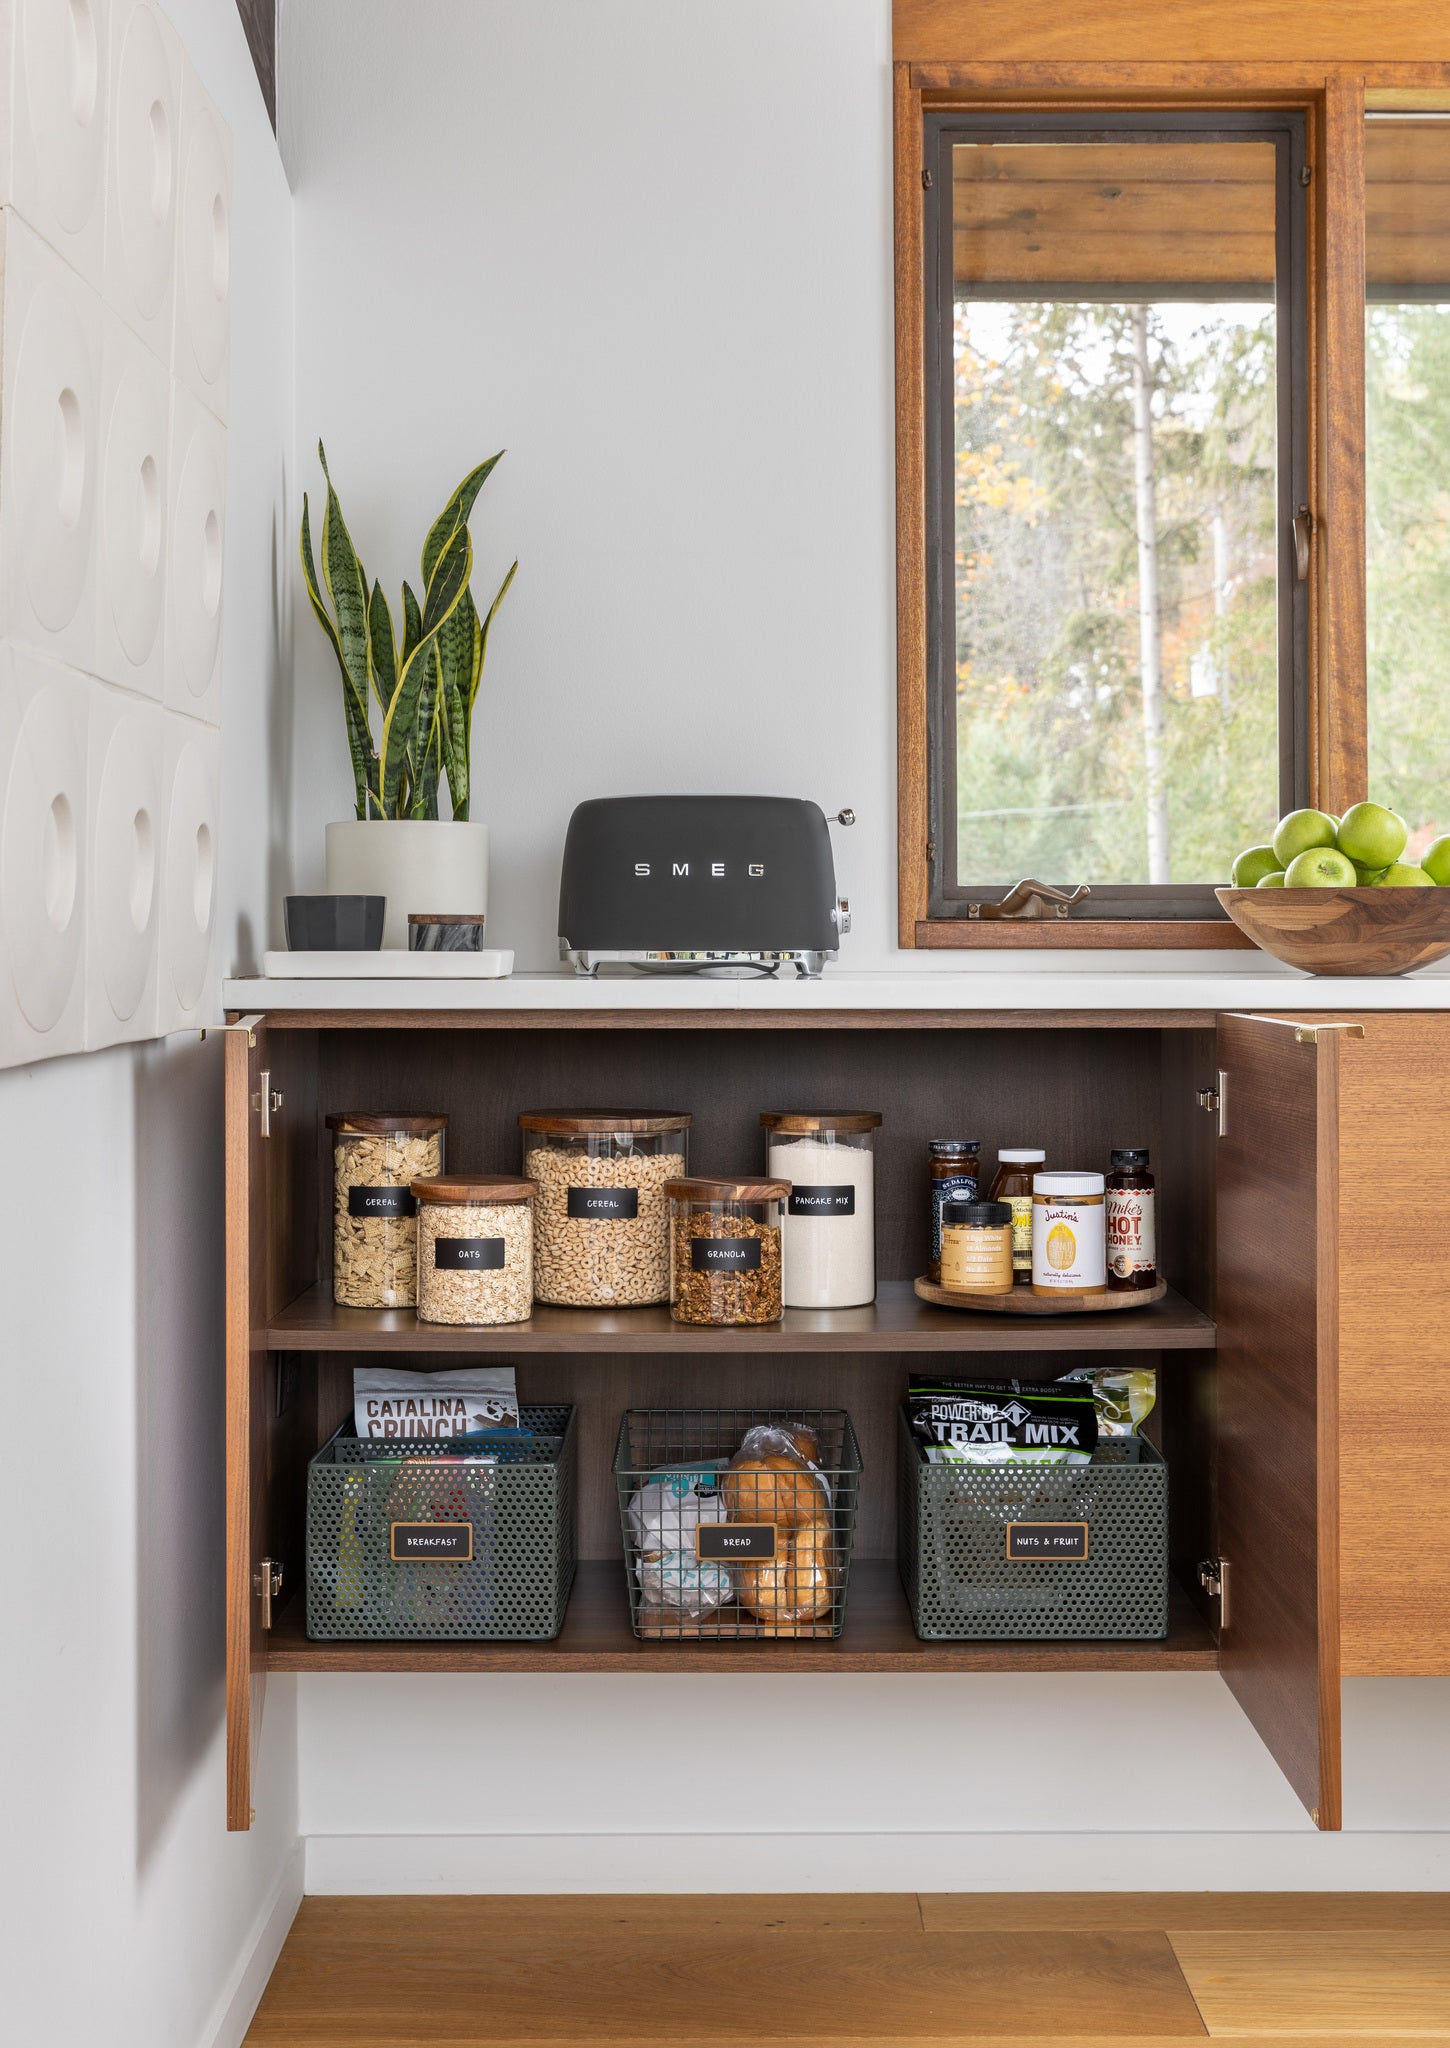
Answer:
[
  {"left": 1216, "top": 1013, "right": 1344, "bottom": 1831},
  {"left": 225, "top": 1017, "right": 318, "bottom": 1831}
]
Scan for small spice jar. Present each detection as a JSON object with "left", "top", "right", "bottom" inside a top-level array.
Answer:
[
  {"left": 927, "top": 1138, "right": 981, "bottom": 1281},
  {"left": 1107, "top": 1147, "right": 1157, "bottom": 1291},
  {"left": 668, "top": 1177, "right": 788, "bottom": 1325},
  {"left": 1032, "top": 1171, "right": 1107, "bottom": 1300},
  {"left": 939, "top": 1199, "right": 1014, "bottom": 1295},
  {"left": 412, "top": 1176, "right": 536, "bottom": 1326},
  {"left": 328, "top": 1113, "right": 448, "bottom": 1308},
  {"left": 988, "top": 1147, "right": 1046, "bottom": 1284},
  {"left": 521, "top": 1112, "right": 691, "bottom": 1307},
  {"left": 761, "top": 1112, "right": 880, "bottom": 1309}
]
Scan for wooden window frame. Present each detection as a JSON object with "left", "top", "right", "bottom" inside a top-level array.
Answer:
[{"left": 892, "top": 21, "right": 1450, "bottom": 947}]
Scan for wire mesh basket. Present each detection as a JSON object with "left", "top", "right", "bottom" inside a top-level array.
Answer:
[
  {"left": 898, "top": 1406, "right": 1167, "bottom": 1640},
  {"left": 614, "top": 1408, "right": 862, "bottom": 1640},
  {"left": 306, "top": 1405, "right": 576, "bottom": 1640}
]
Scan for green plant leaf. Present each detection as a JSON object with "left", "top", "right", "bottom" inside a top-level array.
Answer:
[
  {"left": 367, "top": 579, "right": 399, "bottom": 718},
  {"left": 421, "top": 451, "right": 504, "bottom": 587},
  {"left": 379, "top": 523, "right": 474, "bottom": 816},
  {"left": 470, "top": 558, "right": 518, "bottom": 721},
  {"left": 301, "top": 489, "right": 376, "bottom": 817},
  {"left": 409, "top": 646, "right": 444, "bottom": 820},
  {"left": 441, "top": 676, "right": 468, "bottom": 820},
  {"left": 450, "top": 557, "right": 516, "bottom": 822},
  {"left": 400, "top": 580, "right": 422, "bottom": 667}
]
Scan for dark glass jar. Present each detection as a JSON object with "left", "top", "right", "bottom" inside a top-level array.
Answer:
[
  {"left": 1106, "top": 1147, "right": 1157, "bottom": 1292},
  {"left": 927, "top": 1139, "right": 980, "bottom": 1282}
]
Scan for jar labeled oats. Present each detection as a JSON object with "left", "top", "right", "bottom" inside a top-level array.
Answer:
[
  {"left": 668, "top": 1177, "right": 788, "bottom": 1326},
  {"left": 520, "top": 1112, "right": 690, "bottom": 1307},
  {"left": 328, "top": 1114, "right": 448, "bottom": 1308},
  {"left": 412, "top": 1176, "right": 536, "bottom": 1326}
]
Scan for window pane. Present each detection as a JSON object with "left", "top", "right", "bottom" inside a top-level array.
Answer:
[
  {"left": 1365, "top": 117, "right": 1450, "bottom": 850},
  {"left": 948, "top": 138, "right": 1282, "bottom": 888}
]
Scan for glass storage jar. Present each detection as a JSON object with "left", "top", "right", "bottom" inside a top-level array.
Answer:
[
  {"left": 327, "top": 1113, "right": 447, "bottom": 1308},
  {"left": 760, "top": 1112, "right": 880, "bottom": 1309},
  {"left": 412, "top": 1176, "right": 537, "bottom": 1325},
  {"left": 927, "top": 1139, "right": 981, "bottom": 1281},
  {"left": 667, "top": 1177, "right": 788, "bottom": 1325},
  {"left": 939, "top": 1199, "right": 1014, "bottom": 1295},
  {"left": 520, "top": 1112, "right": 691, "bottom": 1307}
]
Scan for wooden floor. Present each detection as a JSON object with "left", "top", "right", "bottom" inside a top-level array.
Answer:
[{"left": 245, "top": 1894, "right": 1450, "bottom": 2045}]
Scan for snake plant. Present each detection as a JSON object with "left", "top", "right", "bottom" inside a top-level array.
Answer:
[{"left": 300, "top": 442, "right": 517, "bottom": 820}]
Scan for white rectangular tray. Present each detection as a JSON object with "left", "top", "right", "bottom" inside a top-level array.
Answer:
[{"left": 262, "top": 949, "right": 514, "bottom": 979}]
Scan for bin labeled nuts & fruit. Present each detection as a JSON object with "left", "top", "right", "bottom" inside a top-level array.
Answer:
[
  {"left": 328, "top": 1113, "right": 447, "bottom": 1308},
  {"left": 520, "top": 1112, "right": 690, "bottom": 1306},
  {"left": 668, "top": 1177, "right": 788, "bottom": 1325},
  {"left": 411, "top": 1176, "right": 537, "bottom": 1325}
]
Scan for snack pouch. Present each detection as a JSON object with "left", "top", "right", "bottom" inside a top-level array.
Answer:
[
  {"left": 1060, "top": 1366, "right": 1157, "bottom": 1437},
  {"left": 907, "top": 1376, "right": 1097, "bottom": 1466},
  {"left": 627, "top": 1460, "right": 729, "bottom": 1553},
  {"left": 636, "top": 1549, "right": 734, "bottom": 1619}
]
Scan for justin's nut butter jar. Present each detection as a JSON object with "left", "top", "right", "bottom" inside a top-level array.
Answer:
[{"left": 1031, "top": 1171, "right": 1107, "bottom": 1299}]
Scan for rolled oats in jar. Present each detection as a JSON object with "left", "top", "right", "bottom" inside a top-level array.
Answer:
[
  {"left": 520, "top": 1112, "right": 691, "bottom": 1307},
  {"left": 668, "top": 1177, "right": 788, "bottom": 1326},
  {"left": 328, "top": 1113, "right": 447, "bottom": 1308},
  {"left": 412, "top": 1176, "right": 536, "bottom": 1326}
]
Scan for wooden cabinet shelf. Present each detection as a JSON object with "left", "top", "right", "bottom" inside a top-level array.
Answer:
[
  {"left": 265, "top": 1559, "right": 1218, "bottom": 1673},
  {"left": 266, "top": 1278, "right": 1216, "bottom": 1354}
]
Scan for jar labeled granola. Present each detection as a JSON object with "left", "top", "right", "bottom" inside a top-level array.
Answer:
[
  {"left": 668, "top": 1177, "right": 788, "bottom": 1326},
  {"left": 412, "top": 1176, "right": 537, "bottom": 1326},
  {"left": 328, "top": 1113, "right": 447, "bottom": 1308},
  {"left": 520, "top": 1112, "right": 691, "bottom": 1307}
]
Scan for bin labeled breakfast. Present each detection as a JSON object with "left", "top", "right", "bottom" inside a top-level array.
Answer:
[
  {"left": 411, "top": 1176, "right": 537, "bottom": 1325},
  {"left": 761, "top": 1111, "right": 880, "bottom": 1309},
  {"left": 667, "top": 1177, "right": 788, "bottom": 1325},
  {"left": 328, "top": 1113, "right": 448, "bottom": 1308},
  {"left": 520, "top": 1111, "right": 690, "bottom": 1306}
]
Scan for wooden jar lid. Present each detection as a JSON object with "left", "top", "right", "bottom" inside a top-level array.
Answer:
[
  {"left": 518, "top": 1111, "right": 693, "bottom": 1135},
  {"left": 665, "top": 1175, "right": 791, "bottom": 1202},
  {"left": 326, "top": 1112, "right": 449, "bottom": 1135},
  {"left": 759, "top": 1111, "right": 882, "bottom": 1133},
  {"left": 410, "top": 1175, "right": 538, "bottom": 1204}
]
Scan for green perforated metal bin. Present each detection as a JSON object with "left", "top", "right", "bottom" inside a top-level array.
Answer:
[
  {"left": 306, "top": 1405, "right": 576, "bottom": 1640},
  {"left": 898, "top": 1406, "right": 1167, "bottom": 1640}
]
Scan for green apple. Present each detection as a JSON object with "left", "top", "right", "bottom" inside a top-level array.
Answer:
[
  {"left": 1284, "top": 846, "right": 1356, "bottom": 887},
  {"left": 1273, "top": 808, "right": 1340, "bottom": 867},
  {"left": 1352, "top": 862, "right": 1388, "bottom": 886},
  {"left": 1370, "top": 862, "right": 1434, "bottom": 887},
  {"left": 1231, "top": 844, "right": 1284, "bottom": 888},
  {"left": 1337, "top": 801, "right": 1408, "bottom": 870},
  {"left": 1256, "top": 871, "right": 1287, "bottom": 886},
  {"left": 1422, "top": 835, "right": 1450, "bottom": 885}
]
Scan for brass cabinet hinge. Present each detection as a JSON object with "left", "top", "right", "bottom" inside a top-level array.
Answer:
[
  {"left": 1294, "top": 1023, "right": 1365, "bottom": 1045},
  {"left": 251, "top": 1069, "right": 284, "bottom": 1137},
  {"left": 1197, "top": 1072, "right": 1228, "bottom": 1136},
  {"left": 253, "top": 1558, "right": 283, "bottom": 1629},
  {"left": 1199, "top": 1556, "right": 1231, "bottom": 1628}
]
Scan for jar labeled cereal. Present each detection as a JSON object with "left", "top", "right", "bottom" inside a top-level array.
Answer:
[
  {"left": 328, "top": 1113, "right": 447, "bottom": 1308},
  {"left": 520, "top": 1112, "right": 690, "bottom": 1306},
  {"left": 668, "top": 1177, "right": 788, "bottom": 1326},
  {"left": 412, "top": 1176, "right": 536, "bottom": 1325}
]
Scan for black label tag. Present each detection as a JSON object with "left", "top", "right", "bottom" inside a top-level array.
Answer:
[
  {"left": 390, "top": 1521, "right": 473, "bottom": 1562},
  {"left": 348, "top": 1185, "right": 415, "bottom": 1219},
  {"left": 566, "top": 1186, "right": 639, "bottom": 1221},
  {"left": 434, "top": 1237, "right": 506, "bottom": 1271},
  {"left": 691, "top": 1238, "right": 762, "bottom": 1272},
  {"left": 1006, "top": 1522, "right": 1090, "bottom": 1561},
  {"left": 696, "top": 1523, "right": 777, "bottom": 1561},
  {"left": 789, "top": 1185, "right": 856, "bottom": 1217}
]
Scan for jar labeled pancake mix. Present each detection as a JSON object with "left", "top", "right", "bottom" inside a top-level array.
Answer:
[{"left": 1031, "top": 1172, "right": 1106, "bottom": 1300}]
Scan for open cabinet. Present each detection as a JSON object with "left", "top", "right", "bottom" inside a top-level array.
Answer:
[{"left": 222, "top": 1001, "right": 1447, "bottom": 1835}]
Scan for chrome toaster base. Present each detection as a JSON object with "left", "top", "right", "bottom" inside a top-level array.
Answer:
[{"left": 561, "top": 948, "right": 835, "bottom": 979}]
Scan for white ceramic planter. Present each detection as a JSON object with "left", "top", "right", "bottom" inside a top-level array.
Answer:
[{"left": 324, "top": 820, "right": 489, "bottom": 951}]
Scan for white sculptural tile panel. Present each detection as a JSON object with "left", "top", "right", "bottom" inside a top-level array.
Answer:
[
  {"left": 164, "top": 376, "right": 223, "bottom": 723},
  {"left": 0, "top": 644, "right": 89, "bottom": 1066},
  {"left": 0, "top": 212, "right": 102, "bottom": 672},
  {"left": 86, "top": 678, "right": 161, "bottom": 1043},
  {"left": 0, "top": 0, "right": 110, "bottom": 288},
  {"left": 156, "top": 708, "right": 217, "bottom": 1032},
  {"left": 172, "top": 59, "right": 229, "bottom": 420},
  {"left": 104, "top": 0, "right": 180, "bottom": 357},
  {"left": 96, "top": 309, "right": 168, "bottom": 694}
]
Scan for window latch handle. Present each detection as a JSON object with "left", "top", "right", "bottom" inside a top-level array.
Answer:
[{"left": 1293, "top": 504, "right": 1313, "bottom": 581}]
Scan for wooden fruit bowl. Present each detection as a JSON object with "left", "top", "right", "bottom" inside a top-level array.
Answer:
[{"left": 1215, "top": 885, "right": 1450, "bottom": 975}]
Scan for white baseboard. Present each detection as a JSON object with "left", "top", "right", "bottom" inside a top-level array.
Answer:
[
  {"left": 201, "top": 1842, "right": 305, "bottom": 2048},
  {"left": 303, "top": 1830, "right": 1450, "bottom": 1896}
]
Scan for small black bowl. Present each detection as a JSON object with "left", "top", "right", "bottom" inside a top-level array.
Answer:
[{"left": 284, "top": 895, "right": 385, "bottom": 951}]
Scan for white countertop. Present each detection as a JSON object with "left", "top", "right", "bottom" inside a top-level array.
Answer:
[{"left": 222, "top": 958, "right": 1450, "bottom": 1015}]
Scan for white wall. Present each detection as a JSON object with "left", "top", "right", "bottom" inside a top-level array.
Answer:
[
  {"left": 0, "top": 4, "right": 300, "bottom": 2043},
  {"left": 278, "top": 0, "right": 1450, "bottom": 1893}
]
